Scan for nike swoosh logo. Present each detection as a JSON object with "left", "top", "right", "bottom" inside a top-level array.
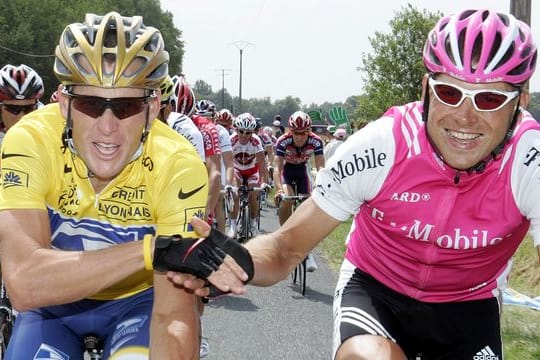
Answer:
[
  {"left": 178, "top": 184, "right": 205, "bottom": 199},
  {"left": 1, "top": 152, "right": 32, "bottom": 160}
]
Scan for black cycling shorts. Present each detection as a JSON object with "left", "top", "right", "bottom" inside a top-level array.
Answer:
[
  {"left": 333, "top": 260, "right": 502, "bottom": 360},
  {"left": 282, "top": 162, "right": 311, "bottom": 195}
]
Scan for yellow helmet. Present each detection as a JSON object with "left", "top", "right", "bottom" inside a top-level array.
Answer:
[
  {"left": 54, "top": 12, "right": 169, "bottom": 89},
  {"left": 159, "top": 75, "right": 174, "bottom": 103}
]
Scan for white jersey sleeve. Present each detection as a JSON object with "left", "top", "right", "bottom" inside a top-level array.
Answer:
[
  {"left": 510, "top": 126, "right": 540, "bottom": 247},
  {"left": 312, "top": 117, "right": 395, "bottom": 221},
  {"left": 166, "top": 112, "right": 206, "bottom": 161},
  {"left": 217, "top": 124, "right": 232, "bottom": 153}
]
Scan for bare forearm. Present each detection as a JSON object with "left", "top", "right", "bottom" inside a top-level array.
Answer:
[
  {"left": 5, "top": 241, "right": 144, "bottom": 311},
  {"left": 150, "top": 273, "right": 199, "bottom": 359},
  {"left": 245, "top": 233, "right": 299, "bottom": 286},
  {"left": 206, "top": 173, "right": 222, "bottom": 214}
]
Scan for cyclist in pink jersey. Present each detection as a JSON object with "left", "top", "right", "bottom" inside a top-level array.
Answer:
[{"left": 168, "top": 8, "right": 540, "bottom": 360}]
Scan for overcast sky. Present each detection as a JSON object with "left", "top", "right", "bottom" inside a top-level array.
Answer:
[{"left": 160, "top": 0, "right": 539, "bottom": 105}]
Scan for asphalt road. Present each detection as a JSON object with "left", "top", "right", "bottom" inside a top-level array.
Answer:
[{"left": 202, "top": 204, "right": 338, "bottom": 360}]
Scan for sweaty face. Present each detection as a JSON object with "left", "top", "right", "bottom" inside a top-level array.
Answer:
[
  {"left": 425, "top": 74, "right": 521, "bottom": 170},
  {"left": 1, "top": 99, "right": 38, "bottom": 130},
  {"left": 60, "top": 86, "right": 159, "bottom": 186},
  {"left": 292, "top": 129, "right": 309, "bottom": 146}
]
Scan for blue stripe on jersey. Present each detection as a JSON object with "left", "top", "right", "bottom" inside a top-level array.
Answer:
[{"left": 48, "top": 208, "right": 155, "bottom": 251}]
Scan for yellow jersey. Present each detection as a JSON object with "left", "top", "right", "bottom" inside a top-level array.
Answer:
[{"left": 0, "top": 103, "right": 208, "bottom": 300}]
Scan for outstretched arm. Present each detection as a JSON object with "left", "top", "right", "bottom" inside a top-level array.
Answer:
[{"left": 150, "top": 271, "right": 199, "bottom": 359}]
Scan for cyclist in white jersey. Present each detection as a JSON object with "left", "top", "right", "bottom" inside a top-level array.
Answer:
[
  {"left": 164, "top": 76, "right": 205, "bottom": 160},
  {"left": 228, "top": 113, "right": 270, "bottom": 237},
  {"left": 171, "top": 8, "right": 540, "bottom": 360}
]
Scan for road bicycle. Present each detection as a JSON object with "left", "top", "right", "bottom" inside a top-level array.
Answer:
[
  {"left": 0, "top": 281, "right": 13, "bottom": 360},
  {"left": 232, "top": 183, "right": 264, "bottom": 243},
  {"left": 279, "top": 193, "right": 310, "bottom": 296}
]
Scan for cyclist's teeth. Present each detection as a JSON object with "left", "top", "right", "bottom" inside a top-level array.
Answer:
[
  {"left": 96, "top": 143, "right": 118, "bottom": 153},
  {"left": 447, "top": 130, "right": 480, "bottom": 140}
]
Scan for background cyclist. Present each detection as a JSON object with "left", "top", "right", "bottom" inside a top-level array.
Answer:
[
  {"left": 228, "top": 113, "right": 270, "bottom": 238},
  {"left": 178, "top": 8, "right": 539, "bottom": 360},
  {"left": 273, "top": 110, "right": 324, "bottom": 272},
  {"left": 0, "top": 12, "right": 207, "bottom": 358},
  {"left": 0, "top": 64, "right": 44, "bottom": 145}
]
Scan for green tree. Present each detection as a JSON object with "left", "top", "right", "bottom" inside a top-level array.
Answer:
[
  {"left": 356, "top": 4, "right": 441, "bottom": 121},
  {"left": 0, "top": 0, "right": 183, "bottom": 101},
  {"left": 527, "top": 92, "right": 540, "bottom": 120}
]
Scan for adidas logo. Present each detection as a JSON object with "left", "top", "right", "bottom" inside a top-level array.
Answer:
[{"left": 473, "top": 345, "right": 499, "bottom": 360}]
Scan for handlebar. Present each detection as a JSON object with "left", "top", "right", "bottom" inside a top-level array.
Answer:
[{"left": 279, "top": 194, "right": 310, "bottom": 201}]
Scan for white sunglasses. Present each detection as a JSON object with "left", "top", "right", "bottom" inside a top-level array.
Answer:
[{"left": 428, "top": 77, "right": 519, "bottom": 112}]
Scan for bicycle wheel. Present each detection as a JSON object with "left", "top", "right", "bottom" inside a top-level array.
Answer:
[
  {"left": 0, "top": 312, "right": 12, "bottom": 359},
  {"left": 290, "top": 258, "right": 307, "bottom": 296},
  {"left": 300, "top": 258, "right": 307, "bottom": 296},
  {"left": 242, "top": 205, "right": 251, "bottom": 242}
]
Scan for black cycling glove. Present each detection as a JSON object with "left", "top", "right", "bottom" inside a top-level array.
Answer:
[{"left": 152, "top": 230, "right": 254, "bottom": 284}]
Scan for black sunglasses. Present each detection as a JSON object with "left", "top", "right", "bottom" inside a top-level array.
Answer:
[
  {"left": 65, "top": 92, "right": 151, "bottom": 120},
  {"left": 238, "top": 130, "right": 253, "bottom": 135},
  {"left": 2, "top": 103, "right": 37, "bottom": 115}
]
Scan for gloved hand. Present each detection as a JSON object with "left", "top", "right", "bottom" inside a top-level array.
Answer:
[
  {"left": 153, "top": 230, "right": 254, "bottom": 284},
  {"left": 274, "top": 189, "right": 284, "bottom": 207}
]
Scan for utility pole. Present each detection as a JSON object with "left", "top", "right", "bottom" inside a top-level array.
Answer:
[
  {"left": 232, "top": 41, "right": 253, "bottom": 113},
  {"left": 510, "top": 0, "right": 532, "bottom": 90},
  {"left": 215, "top": 68, "right": 231, "bottom": 109},
  {"left": 510, "top": 0, "right": 531, "bottom": 24}
]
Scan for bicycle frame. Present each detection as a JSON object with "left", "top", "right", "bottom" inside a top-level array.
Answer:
[
  {"left": 280, "top": 193, "right": 310, "bottom": 296},
  {"left": 232, "top": 184, "right": 264, "bottom": 243},
  {"left": 0, "top": 281, "right": 13, "bottom": 360}
]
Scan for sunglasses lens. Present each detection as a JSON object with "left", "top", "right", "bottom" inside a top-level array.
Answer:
[
  {"left": 433, "top": 84, "right": 462, "bottom": 106},
  {"left": 239, "top": 130, "right": 252, "bottom": 135},
  {"left": 72, "top": 97, "right": 148, "bottom": 119},
  {"left": 474, "top": 92, "right": 508, "bottom": 111},
  {"left": 3, "top": 104, "right": 36, "bottom": 115},
  {"left": 72, "top": 98, "right": 100, "bottom": 118}
]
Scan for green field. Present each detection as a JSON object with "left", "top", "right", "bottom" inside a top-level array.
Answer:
[{"left": 319, "top": 220, "right": 540, "bottom": 359}]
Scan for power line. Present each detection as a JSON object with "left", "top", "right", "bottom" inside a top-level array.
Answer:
[{"left": 0, "top": 44, "right": 55, "bottom": 58}]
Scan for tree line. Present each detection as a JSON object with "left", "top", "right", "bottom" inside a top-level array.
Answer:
[{"left": 1, "top": 2, "right": 538, "bottom": 125}]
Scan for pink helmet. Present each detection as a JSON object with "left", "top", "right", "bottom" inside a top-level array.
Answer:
[
  {"left": 423, "top": 9, "right": 537, "bottom": 85},
  {"left": 288, "top": 111, "right": 311, "bottom": 130}
]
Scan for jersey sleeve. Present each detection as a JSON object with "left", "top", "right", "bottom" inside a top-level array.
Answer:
[
  {"left": 0, "top": 123, "right": 52, "bottom": 210},
  {"left": 511, "top": 128, "right": 540, "bottom": 247},
  {"left": 153, "top": 152, "right": 209, "bottom": 238},
  {"left": 312, "top": 117, "right": 395, "bottom": 221}
]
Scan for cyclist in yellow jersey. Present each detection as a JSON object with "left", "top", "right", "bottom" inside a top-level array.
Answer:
[{"left": 0, "top": 12, "right": 208, "bottom": 359}]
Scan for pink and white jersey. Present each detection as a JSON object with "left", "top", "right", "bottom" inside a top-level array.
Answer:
[
  {"left": 230, "top": 133, "right": 264, "bottom": 171},
  {"left": 313, "top": 101, "right": 540, "bottom": 302}
]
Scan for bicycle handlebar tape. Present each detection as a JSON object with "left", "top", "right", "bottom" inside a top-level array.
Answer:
[{"left": 152, "top": 230, "right": 254, "bottom": 284}]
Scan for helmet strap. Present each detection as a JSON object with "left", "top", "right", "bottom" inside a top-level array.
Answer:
[
  {"left": 62, "top": 97, "right": 78, "bottom": 155},
  {"left": 130, "top": 105, "right": 150, "bottom": 162}
]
